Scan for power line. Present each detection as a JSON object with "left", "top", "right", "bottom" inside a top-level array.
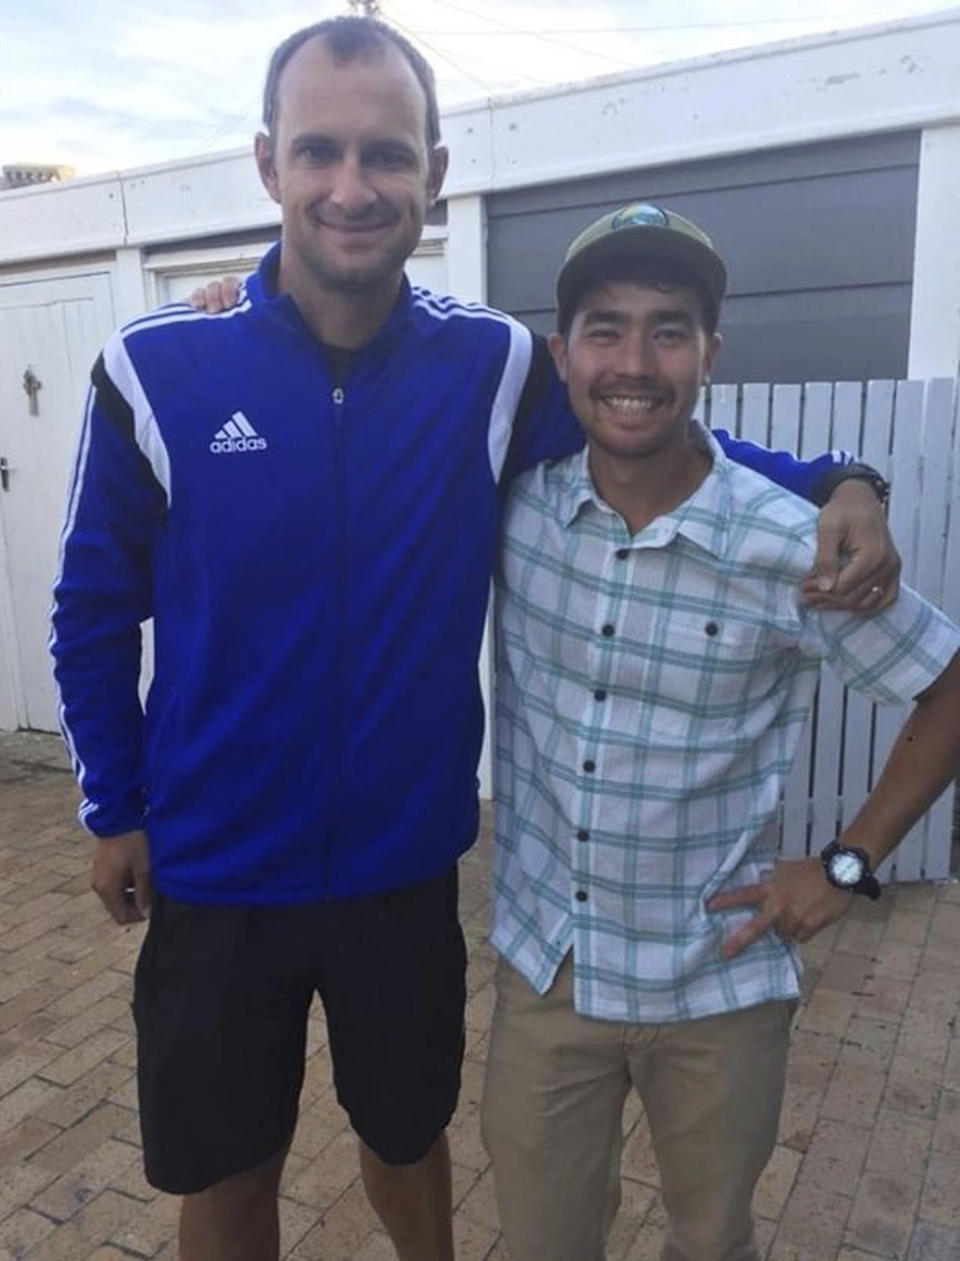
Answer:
[
  {"left": 380, "top": 15, "right": 921, "bottom": 36},
  {"left": 420, "top": 0, "right": 637, "bottom": 70},
  {"left": 386, "top": 5, "right": 547, "bottom": 93}
]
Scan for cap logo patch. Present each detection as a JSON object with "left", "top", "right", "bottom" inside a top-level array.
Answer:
[{"left": 611, "top": 204, "right": 669, "bottom": 230}]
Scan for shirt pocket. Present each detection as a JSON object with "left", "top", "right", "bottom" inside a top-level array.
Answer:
[{"left": 643, "top": 611, "right": 764, "bottom": 742}]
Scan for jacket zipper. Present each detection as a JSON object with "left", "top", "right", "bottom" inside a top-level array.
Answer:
[{"left": 329, "top": 384, "right": 346, "bottom": 898}]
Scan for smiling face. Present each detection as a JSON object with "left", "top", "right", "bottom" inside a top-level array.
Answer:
[
  {"left": 548, "top": 280, "right": 721, "bottom": 464},
  {"left": 255, "top": 35, "right": 447, "bottom": 299}
]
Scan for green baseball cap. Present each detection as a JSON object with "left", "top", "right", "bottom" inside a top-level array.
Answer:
[{"left": 556, "top": 202, "right": 727, "bottom": 329}]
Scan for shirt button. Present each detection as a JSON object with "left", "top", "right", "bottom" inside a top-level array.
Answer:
[
  {"left": 705, "top": 621, "right": 719, "bottom": 636},
  {"left": 616, "top": 547, "right": 630, "bottom": 560},
  {"left": 594, "top": 689, "right": 607, "bottom": 702},
  {"left": 577, "top": 828, "right": 589, "bottom": 841},
  {"left": 575, "top": 890, "right": 588, "bottom": 902},
  {"left": 601, "top": 623, "right": 615, "bottom": 637},
  {"left": 583, "top": 759, "right": 596, "bottom": 773}
]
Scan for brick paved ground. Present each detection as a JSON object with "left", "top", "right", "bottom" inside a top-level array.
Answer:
[{"left": 1, "top": 730, "right": 959, "bottom": 1260}]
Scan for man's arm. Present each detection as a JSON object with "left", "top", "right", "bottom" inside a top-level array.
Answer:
[
  {"left": 50, "top": 347, "right": 166, "bottom": 922},
  {"left": 711, "top": 430, "right": 899, "bottom": 612},
  {"left": 189, "top": 285, "right": 901, "bottom": 612},
  {"left": 709, "top": 611, "right": 960, "bottom": 957}
]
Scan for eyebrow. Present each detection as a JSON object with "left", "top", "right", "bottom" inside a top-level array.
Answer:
[{"left": 581, "top": 308, "right": 696, "bottom": 327}]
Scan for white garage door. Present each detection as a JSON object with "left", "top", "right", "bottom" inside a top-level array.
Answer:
[{"left": 0, "top": 271, "right": 116, "bottom": 730}]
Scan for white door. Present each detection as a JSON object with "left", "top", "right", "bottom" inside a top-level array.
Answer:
[{"left": 0, "top": 272, "right": 115, "bottom": 730}]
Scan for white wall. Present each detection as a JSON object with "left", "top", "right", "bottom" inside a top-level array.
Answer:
[{"left": 908, "top": 123, "right": 960, "bottom": 380}]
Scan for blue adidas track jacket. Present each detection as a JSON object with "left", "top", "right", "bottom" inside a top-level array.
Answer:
[{"left": 50, "top": 245, "right": 851, "bottom": 905}]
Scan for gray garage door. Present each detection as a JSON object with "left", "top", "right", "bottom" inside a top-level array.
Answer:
[{"left": 487, "top": 131, "right": 920, "bottom": 384}]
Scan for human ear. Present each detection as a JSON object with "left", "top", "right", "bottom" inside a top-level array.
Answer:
[
  {"left": 547, "top": 331, "right": 569, "bottom": 382},
  {"left": 255, "top": 132, "right": 281, "bottom": 204},
  {"left": 427, "top": 145, "right": 449, "bottom": 205}
]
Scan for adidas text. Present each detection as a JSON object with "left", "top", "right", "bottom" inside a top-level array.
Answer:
[{"left": 210, "top": 436, "right": 268, "bottom": 454}]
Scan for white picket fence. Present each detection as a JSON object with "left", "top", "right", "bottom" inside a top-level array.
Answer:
[{"left": 700, "top": 378, "right": 960, "bottom": 882}]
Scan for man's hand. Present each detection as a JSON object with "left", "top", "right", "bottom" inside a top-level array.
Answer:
[
  {"left": 706, "top": 857, "right": 853, "bottom": 959},
  {"left": 91, "top": 831, "right": 152, "bottom": 924},
  {"left": 188, "top": 276, "right": 242, "bottom": 314},
  {"left": 800, "top": 479, "right": 900, "bottom": 612}
]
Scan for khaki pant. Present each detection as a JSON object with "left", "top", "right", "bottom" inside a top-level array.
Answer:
[{"left": 481, "top": 955, "right": 792, "bottom": 1261}]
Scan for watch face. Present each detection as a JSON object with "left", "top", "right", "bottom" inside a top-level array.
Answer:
[{"left": 830, "top": 852, "right": 865, "bottom": 886}]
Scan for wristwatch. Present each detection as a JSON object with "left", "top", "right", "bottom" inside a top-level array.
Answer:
[
  {"left": 820, "top": 841, "right": 881, "bottom": 900},
  {"left": 813, "top": 462, "right": 890, "bottom": 508}
]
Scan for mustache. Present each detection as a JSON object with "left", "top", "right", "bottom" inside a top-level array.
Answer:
[
  {"left": 590, "top": 376, "right": 673, "bottom": 397},
  {"left": 309, "top": 205, "right": 400, "bottom": 230}
]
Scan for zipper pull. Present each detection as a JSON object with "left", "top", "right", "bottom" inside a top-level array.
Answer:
[{"left": 332, "top": 387, "right": 344, "bottom": 406}]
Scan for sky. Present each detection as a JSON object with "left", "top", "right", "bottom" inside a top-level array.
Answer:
[{"left": 2, "top": 0, "right": 956, "bottom": 177}]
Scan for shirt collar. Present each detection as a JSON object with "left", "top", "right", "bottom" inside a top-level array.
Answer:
[{"left": 559, "top": 424, "right": 733, "bottom": 558}]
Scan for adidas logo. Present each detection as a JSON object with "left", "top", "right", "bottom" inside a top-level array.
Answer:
[{"left": 210, "top": 412, "right": 267, "bottom": 453}]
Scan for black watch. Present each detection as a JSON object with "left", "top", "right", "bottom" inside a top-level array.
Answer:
[
  {"left": 813, "top": 462, "right": 890, "bottom": 508},
  {"left": 820, "top": 841, "right": 881, "bottom": 900}
]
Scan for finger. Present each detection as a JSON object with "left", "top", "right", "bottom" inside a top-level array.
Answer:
[
  {"left": 222, "top": 275, "right": 242, "bottom": 308},
  {"left": 803, "top": 562, "right": 900, "bottom": 612},
  {"left": 706, "top": 884, "right": 768, "bottom": 911},
  {"left": 132, "top": 865, "right": 153, "bottom": 919},
  {"left": 722, "top": 906, "right": 779, "bottom": 959},
  {"left": 187, "top": 286, "right": 208, "bottom": 312},
  {"left": 92, "top": 872, "right": 132, "bottom": 925},
  {"left": 204, "top": 281, "right": 226, "bottom": 315},
  {"left": 811, "top": 520, "right": 843, "bottom": 594}
]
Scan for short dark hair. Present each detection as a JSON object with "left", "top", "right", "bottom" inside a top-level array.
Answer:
[
  {"left": 556, "top": 258, "right": 719, "bottom": 337},
  {"left": 262, "top": 16, "right": 441, "bottom": 150}
]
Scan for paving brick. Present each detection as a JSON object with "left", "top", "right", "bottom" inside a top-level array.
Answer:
[
  {"left": 43, "top": 995, "right": 130, "bottom": 1050},
  {"left": 13, "top": 1189, "right": 141, "bottom": 1261},
  {"left": 0, "top": 1161, "right": 57, "bottom": 1221},
  {"left": 907, "top": 1220, "right": 960, "bottom": 1261},
  {"left": 884, "top": 910, "right": 932, "bottom": 947},
  {"left": 289, "top": 1091, "right": 348, "bottom": 1161},
  {"left": 31, "top": 1139, "right": 140, "bottom": 1221},
  {"left": 845, "top": 1168, "right": 923, "bottom": 1259},
  {"left": 777, "top": 1083, "right": 824, "bottom": 1153},
  {"left": 820, "top": 1063, "right": 886, "bottom": 1128},
  {"left": 109, "top": 1189, "right": 180, "bottom": 1257},
  {"left": 287, "top": 1181, "right": 380, "bottom": 1260},
  {"left": 793, "top": 1119, "right": 870, "bottom": 1195},
  {"left": 607, "top": 1177, "right": 658, "bottom": 1260},
  {"left": 920, "top": 1149, "right": 960, "bottom": 1228},
  {"left": 855, "top": 975, "right": 913, "bottom": 1021},
  {"left": 866, "top": 1107, "right": 933, "bottom": 1180},
  {"left": 0, "top": 1115, "right": 60, "bottom": 1165},
  {"left": 0, "top": 1038, "right": 62, "bottom": 1097},
  {"left": 834, "top": 918, "right": 886, "bottom": 958},
  {"left": 0, "top": 1077, "right": 60, "bottom": 1136},
  {"left": 837, "top": 1015, "right": 899, "bottom": 1072},
  {"left": 621, "top": 1112, "right": 660, "bottom": 1186},
  {"left": 30, "top": 1103, "right": 133, "bottom": 1175},
  {"left": 0, "top": 982, "right": 70, "bottom": 1034},
  {"left": 285, "top": 1131, "right": 360, "bottom": 1211},
  {"left": 883, "top": 1053, "right": 942, "bottom": 1119},
  {"left": 775, "top": 1182, "right": 852, "bottom": 1256},
  {"left": 796, "top": 989, "right": 856, "bottom": 1039},
  {"left": 787, "top": 1028, "right": 841, "bottom": 1089},
  {"left": 0, "top": 1205, "right": 58, "bottom": 1255},
  {"left": 754, "top": 1144, "right": 802, "bottom": 1220},
  {"left": 36, "top": 1029, "right": 129, "bottom": 1088},
  {"left": 34, "top": 1061, "right": 131, "bottom": 1129}
]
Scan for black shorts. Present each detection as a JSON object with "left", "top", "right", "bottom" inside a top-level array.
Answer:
[{"left": 133, "top": 868, "right": 466, "bottom": 1194}]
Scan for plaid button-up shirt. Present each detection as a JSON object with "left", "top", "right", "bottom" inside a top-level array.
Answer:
[{"left": 492, "top": 432, "right": 960, "bottom": 1022}]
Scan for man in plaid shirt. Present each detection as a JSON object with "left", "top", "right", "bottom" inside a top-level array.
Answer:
[{"left": 482, "top": 203, "right": 960, "bottom": 1261}]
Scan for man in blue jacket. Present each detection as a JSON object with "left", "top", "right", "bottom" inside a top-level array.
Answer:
[{"left": 50, "top": 16, "right": 897, "bottom": 1261}]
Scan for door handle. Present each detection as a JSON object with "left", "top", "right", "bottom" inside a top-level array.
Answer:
[{"left": 0, "top": 457, "right": 12, "bottom": 492}]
